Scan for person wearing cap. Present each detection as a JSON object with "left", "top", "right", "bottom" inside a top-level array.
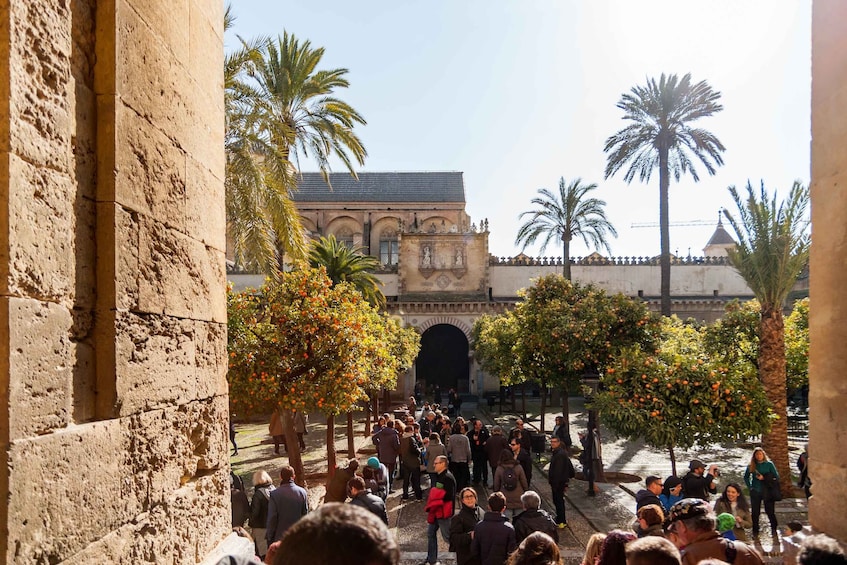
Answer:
[
  {"left": 666, "top": 498, "right": 764, "bottom": 565},
  {"left": 367, "top": 457, "right": 390, "bottom": 500},
  {"left": 681, "top": 459, "right": 718, "bottom": 501}
]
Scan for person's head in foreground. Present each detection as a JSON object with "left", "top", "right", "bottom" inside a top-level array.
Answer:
[
  {"left": 797, "top": 534, "right": 847, "bottom": 565},
  {"left": 666, "top": 498, "right": 715, "bottom": 548},
  {"left": 581, "top": 533, "right": 606, "bottom": 565},
  {"left": 506, "top": 531, "right": 562, "bottom": 565},
  {"left": 598, "top": 529, "right": 637, "bottom": 565},
  {"left": 274, "top": 503, "right": 399, "bottom": 565},
  {"left": 625, "top": 536, "right": 681, "bottom": 565}
]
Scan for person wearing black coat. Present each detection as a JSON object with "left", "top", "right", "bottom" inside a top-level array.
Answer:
[
  {"left": 472, "top": 492, "right": 517, "bottom": 565},
  {"left": 548, "top": 436, "right": 574, "bottom": 526},
  {"left": 512, "top": 490, "right": 558, "bottom": 544},
  {"left": 347, "top": 476, "right": 388, "bottom": 524},
  {"left": 468, "top": 419, "right": 491, "bottom": 485},
  {"left": 510, "top": 435, "right": 533, "bottom": 484},
  {"left": 325, "top": 459, "right": 359, "bottom": 503},
  {"left": 249, "top": 471, "right": 275, "bottom": 558},
  {"left": 449, "top": 487, "right": 485, "bottom": 565}
]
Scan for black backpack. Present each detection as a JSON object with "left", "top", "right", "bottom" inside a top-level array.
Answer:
[{"left": 502, "top": 466, "right": 518, "bottom": 491}]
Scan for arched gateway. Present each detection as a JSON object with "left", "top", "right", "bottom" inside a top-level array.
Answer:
[{"left": 416, "top": 323, "right": 470, "bottom": 394}]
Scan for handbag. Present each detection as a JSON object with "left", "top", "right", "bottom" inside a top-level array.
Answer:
[{"left": 762, "top": 472, "right": 782, "bottom": 502}]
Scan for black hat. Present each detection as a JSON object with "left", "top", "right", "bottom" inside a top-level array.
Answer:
[{"left": 689, "top": 459, "right": 706, "bottom": 470}]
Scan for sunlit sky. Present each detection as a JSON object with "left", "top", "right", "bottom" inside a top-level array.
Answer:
[{"left": 226, "top": 1, "right": 811, "bottom": 259}]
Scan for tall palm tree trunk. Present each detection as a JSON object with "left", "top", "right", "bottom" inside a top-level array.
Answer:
[
  {"left": 658, "top": 146, "right": 672, "bottom": 317},
  {"left": 759, "top": 307, "right": 792, "bottom": 494},
  {"left": 562, "top": 239, "right": 572, "bottom": 280}
]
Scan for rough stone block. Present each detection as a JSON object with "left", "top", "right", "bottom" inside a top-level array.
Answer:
[
  {"left": 112, "top": 101, "right": 188, "bottom": 228},
  {"left": 6, "top": 0, "right": 73, "bottom": 172},
  {"left": 5, "top": 421, "right": 138, "bottom": 564},
  {"left": 126, "top": 398, "right": 228, "bottom": 508},
  {"left": 808, "top": 459, "right": 847, "bottom": 543},
  {"left": 194, "top": 320, "right": 229, "bottom": 400},
  {"left": 95, "top": 202, "right": 140, "bottom": 312},
  {"left": 137, "top": 216, "right": 226, "bottom": 322},
  {"left": 185, "top": 157, "right": 225, "bottom": 252},
  {"left": 127, "top": 0, "right": 189, "bottom": 67},
  {"left": 113, "top": 311, "right": 197, "bottom": 414},
  {"left": 6, "top": 155, "right": 77, "bottom": 302},
  {"left": 4, "top": 296, "right": 73, "bottom": 439}
]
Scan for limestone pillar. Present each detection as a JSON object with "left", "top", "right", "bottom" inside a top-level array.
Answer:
[
  {"left": 0, "top": 0, "right": 229, "bottom": 562},
  {"left": 809, "top": 0, "right": 847, "bottom": 544}
]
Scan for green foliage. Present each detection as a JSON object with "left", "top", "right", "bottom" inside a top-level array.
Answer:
[
  {"left": 785, "top": 298, "right": 809, "bottom": 392},
  {"left": 309, "top": 235, "right": 385, "bottom": 307},
  {"left": 703, "top": 299, "right": 759, "bottom": 374},
  {"left": 593, "top": 317, "right": 772, "bottom": 452},
  {"left": 226, "top": 268, "right": 418, "bottom": 417},
  {"left": 472, "top": 275, "right": 659, "bottom": 390},
  {"left": 724, "top": 180, "right": 811, "bottom": 310},
  {"left": 515, "top": 177, "right": 618, "bottom": 279},
  {"left": 471, "top": 313, "right": 522, "bottom": 385}
]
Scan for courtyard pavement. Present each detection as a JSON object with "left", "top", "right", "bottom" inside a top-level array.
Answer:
[{"left": 230, "top": 396, "right": 808, "bottom": 564}]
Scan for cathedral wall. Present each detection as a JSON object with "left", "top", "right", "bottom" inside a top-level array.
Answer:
[{"left": 0, "top": 0, "right": 230, "bottom": 562}]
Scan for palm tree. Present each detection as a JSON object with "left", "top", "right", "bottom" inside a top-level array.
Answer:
[
  {"left": 604, "top": 73, "right": 725, "bottom": 316},
  {"left": 225, "top": 9, "right": 305, "bottom": 274},
  {"left": 251, "top": 32, "right": 367, "bottom": 185},
  {"left": 515, "top": 177, "right": 618, "bottom": 280},
  {"left": 723, "top": 180, "right": 810, "bottom": 496},
  {"left": 309, "top": 235, "right": 385, "bottom": 307}
]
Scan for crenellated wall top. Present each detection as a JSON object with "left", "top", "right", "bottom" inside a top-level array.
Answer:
[{"left": 489, "top": 255, "right": 732, "bottom": 266}]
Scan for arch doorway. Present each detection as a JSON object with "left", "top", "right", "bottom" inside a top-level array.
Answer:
[{"left": 416, "top": 324, "right": 470, "bottom": 395}]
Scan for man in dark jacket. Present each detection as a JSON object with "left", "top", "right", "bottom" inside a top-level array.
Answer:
[
  {"left": 472, "top": 491, "right": 517, "bottom": 565},
  {"left": 400, "top": 426, "right": 423, "bottom": 500},
  {"left": 348, "top": 476, "right": 389, "bottom": 524},
  {"left": 266, "top": 465, "right": 309, "bottom": 545},
  {"left": 325, "top": 459, "right": 359, "bottom": 503},
  {"left": 681, "top": 459, "right": 718, "bottom": 501},
  {"left": 468, "top": 419, "right": 491, "bottom": 485},
  {"left": 373, "top": 421, "right": 401, "bottom": 483},
  {"left": 509, "top": 433, "right": 532, "bottom": 484},
  {"left": 508, "top": 419, "right": 532, "bottom": 454},
  {"left": 512, "top": 490, "right": 558, "bottom": 544},
  {"left": 636, "top": 475, "right": 665, "bottom": 510},
  {"left": 484, "top": 426, "right": 509, "bottom": 485},
  {"left": 548, "top": 436, "right": 574, "bottom": 527}
]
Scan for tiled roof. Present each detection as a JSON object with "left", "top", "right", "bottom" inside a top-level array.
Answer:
[
  {"left": 292, "top": 172, "right": 466, "bottom": 203},
  {"left": 706, "top": 223, "right": 736, "bottom": 246}
]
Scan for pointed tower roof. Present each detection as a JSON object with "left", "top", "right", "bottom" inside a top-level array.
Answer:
[{"left": 703, "top": 210, "right": 736, "bottom": 256}]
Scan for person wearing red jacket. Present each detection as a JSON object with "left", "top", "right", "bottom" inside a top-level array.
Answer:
[{"left": 423, "top": 456, "right": 456, "bottom": 565}]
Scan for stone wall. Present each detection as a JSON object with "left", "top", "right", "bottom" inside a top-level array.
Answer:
[
  {"left": 0, "top": 0, "right": 229, "bottom": 563},
  {"left": 809, "top": 0, "right": 847, "bottom": 544}
]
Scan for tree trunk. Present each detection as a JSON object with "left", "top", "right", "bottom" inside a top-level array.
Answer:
[
  {"left": 563, "top": 239, "right": 571, "bottom": 280},
  {"left": 540, "top": 382, "right": 547, "bottom": 433},
  {"left": 347, "top": 412, "right": 355, "bottom": 458},
  {"left": 364, "top": 396, "right": 372, "bottom": 437},
  {"left": 282, "top": 409, "right": 306, "bottom": 487},
  {"left": 759, "top": 307, "right": 793, "bottom": 495},
  {"left": 659, "top": 145, "right": 672, "bottom": 317},
  {"left": 521, "top": 382, "right": 527, "bottom": 419},
  {"left": 326, "top": 413, "right": 337, "bottom": 479},
  {"left": 669, "top": 445, "right": 677, "bottom": 477},
  {"left": 561, "top": 385, "right": 573, "bottom": 446}
]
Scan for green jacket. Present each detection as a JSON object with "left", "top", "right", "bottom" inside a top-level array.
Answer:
[{"left": 744, "top": 461, "right": 778, "bottom": 493}]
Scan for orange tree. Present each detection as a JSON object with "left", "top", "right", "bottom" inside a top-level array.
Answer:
[
  {"left": 592, "top": 316, "right": 772, "bottom": 475},
  {"left": 227, "top": 266, "right": 416, "bottom": 482},
  {"left": 515, "top": 275, "right": 660, "bottom": 438},
  {"left": 472, "top": 312, "right": 527, "bottom": 414}
]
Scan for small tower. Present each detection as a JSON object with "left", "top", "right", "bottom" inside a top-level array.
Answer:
[{"left": 703, "top": 209, "right": 736, "bottom": 257}]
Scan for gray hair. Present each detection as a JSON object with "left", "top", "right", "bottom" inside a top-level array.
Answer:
[
  {"left": 520, "top": 490, "right": 541, "bottom": 510},
  {"left": 681, "top": 511, "right": 716, "bottom": 534}
]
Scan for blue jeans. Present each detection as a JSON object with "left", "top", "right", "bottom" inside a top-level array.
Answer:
[{"left": 427, "top": 518, "right": 451, "bottom": 563}]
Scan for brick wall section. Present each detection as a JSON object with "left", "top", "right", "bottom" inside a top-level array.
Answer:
[
  {"left": 809, "top": 0, "right": 847, "bottom": 544},
  {"left": 1, "top": 0, "right": 228, "bottom": 563}
]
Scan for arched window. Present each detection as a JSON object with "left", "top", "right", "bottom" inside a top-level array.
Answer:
[
  {"left": 379, "top": 229, "right": 399, "bottom": 266},
  {"left": 335, "top": 227, "right": 354, "bottom": 248}
]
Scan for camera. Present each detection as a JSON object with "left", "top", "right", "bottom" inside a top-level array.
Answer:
[{"left": 713, "top": 468, "right": 720, "bottom": 477}]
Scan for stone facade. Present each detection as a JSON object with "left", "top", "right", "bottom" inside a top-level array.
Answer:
[
  {"left": 0, "top": 1, "right": 229, "bottom": 563},
  {"left": 809, "top": 0, "right": 847, "bottom": 544}
]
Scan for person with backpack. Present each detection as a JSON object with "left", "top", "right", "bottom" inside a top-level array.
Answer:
[{"left": 493, "top": 448, "right": 528, "bottom": 519}]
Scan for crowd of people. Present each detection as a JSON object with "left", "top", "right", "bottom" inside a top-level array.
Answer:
[{"left": 226, "top": 404, "right": 838, "bottom": 565}]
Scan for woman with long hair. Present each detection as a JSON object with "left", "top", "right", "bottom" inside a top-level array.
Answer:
[
  {"left": 248, "top": 470, "right": 275, "bottom": 559},
  {"left": 597, "top": 529, "right": 636, "bottom": 565},
  {"left": 581, "top": 533, "right": 607, "bottom": 565},
  {"left": 506, "top": 531, "right": 563, "bottom": 565},
  {"left": 713, "top": 482, "right": 752, "bottom": 540},
  {"left": 493, "top": 448, "right": 528, "bottom": 519},
  {"left": 743, "top": 446, "right": 780, "bottom": 536}
]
